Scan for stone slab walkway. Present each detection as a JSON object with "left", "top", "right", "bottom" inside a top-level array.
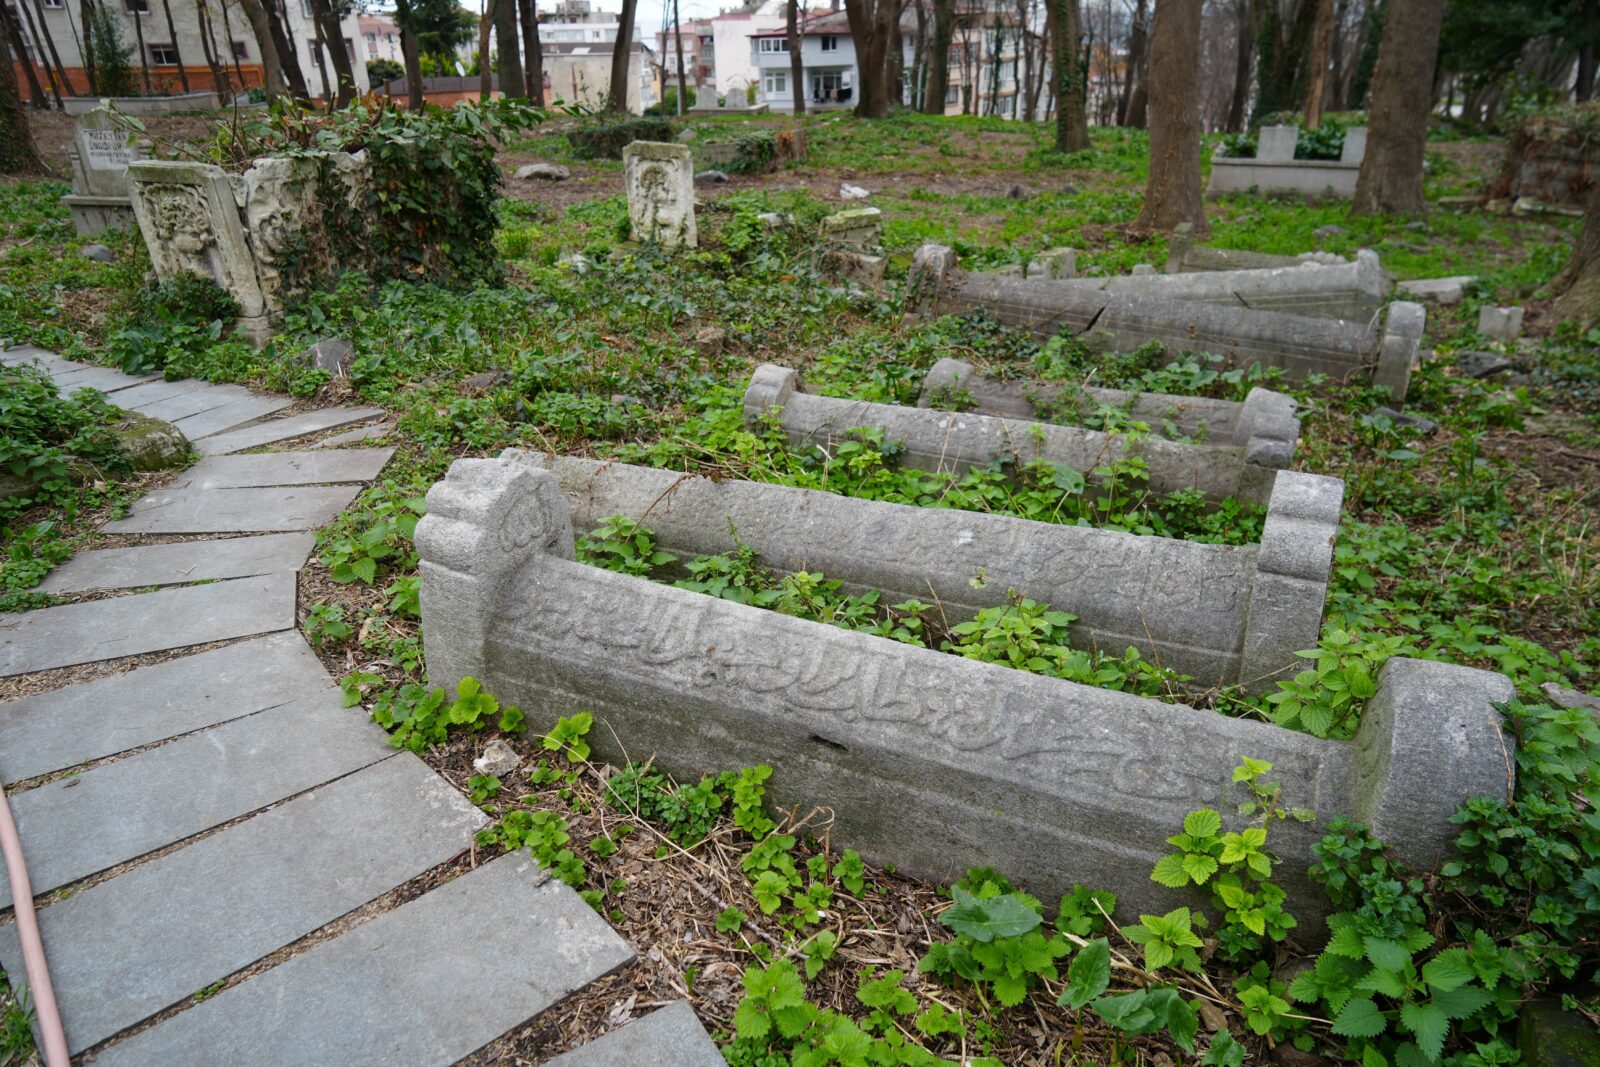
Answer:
[{"left": 0, "top": 346, "right": 720, "bottom": 1063}]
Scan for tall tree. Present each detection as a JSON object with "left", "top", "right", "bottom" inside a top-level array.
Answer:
[
  {"left": 1253, "top": 0, "right": 1316, "bottom": 121},
  {"left": 264, "top": 0, "right": 310, "bottom": 97},
  {"left": 786, "top": 0, "right": 805, "bottom": 112},
  {"left": 495, "top": 0, "right": 522, "bottom": 98},
  {"left": 518, "top": 0, "right": 542, "bottom": 102},
  {"left": 2, "top": 0, "right": 48, "bottom": 106},
  {"left": 157, "top": 0, "right": 191, "bottom": 91},
  {"left": 671, "top": 0, "right": 685, "bottom": 113},
  {"left": 1303, "top": 0, "right": 1333, "bottom": 126},
  {"left": 131, "top": 0, "right": 154, "bottom": 93},
  {"left": 1575, "top": 0, "right": 1597, "bottom": 100},
  {"left": 310, "top": 0, "right": 356, "bottom": 104},
  {"left": 1118, "top": 0, "right": 1147, "bottom": 125},
  {"left": 1551, "top": 180, "right": 1600, "bottom": 325},
  {"left": 219, "top": 0, "right": 248, "bottom": 91},
  {"left": 195, "top": 0, "right": 229, "bottom": 96},
  {"left": 844, "top": 0, "right": 895, "bottom": 116},
  {"left": 475, "top": 0, "right": 490, "bottom": 99},
  {"left": 1224, "top": 0, "right": 1255, "bottom": 130},
  {"left": 606, "top": 0, "right": 638, "bottom": 111},
  {"left": 1, "top": 23, "right": 46, "bottom": 172},
  {"left": 1351, "top": 0, "right": 1444, "bottom": 216},
  {"left": 1049, "top": 0, "right": 1087, "bottom": 150},
  {"left": 393, "top": 0, "right": 425, "bottom": 105},
  {"left": 1135, "top": 0, "right": 1204, "bottom": 229},
  {"left": 921, "top": 0, "right": 952, "bottom": 113},
  {"left": 21, "top": 0, "right": 66, "bottom": 104},
  {"left": 236, "top": 0, "right": 288, "bottom": 100}
]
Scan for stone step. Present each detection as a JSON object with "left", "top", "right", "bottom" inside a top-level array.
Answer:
[
  {"left": 36, "top": 532, "right": 315, "bottom": 594},
  {"left": 0, "top": 571, "right": 296, "bottom": 677},
  {"left": 90, "top": 852, "right": 635, "bottom": 1067},
  {"left": 544, "top": 1003, "right": 723, "bottom": 1067},
  {"left": 315, "top": 423, "right": 394, "bottom": 449},
  {"left": 0, "top": 632, "right": 331, "bottom": 786},
  {"left": 170, "top": 448, "right": 395, "bottom": 490},
  {"left": 0, "top": 755, "right": 485, "bottom": 1054},
  {"left": 0, "top": 691, "right": 394, "bottom": 906},
  {"left": 105, "top": 377, "right": 216, "bottom": 410},
  {"left": 134, "top": 383, "right": 257, "bottom": 425},
  {"left": 194, "top": 407, "right": 388, "bottom": 456},
  {"left": 100, "top": 485, "right": 362, "bottom": 534},
  {"left": 55, "top": 368, "right": 162, "bottom": 395},
  {"left": 170, "top": 395, "right": 295, "bottom": 441}
]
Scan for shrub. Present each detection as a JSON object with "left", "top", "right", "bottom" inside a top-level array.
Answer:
[
  {"left": 106, "top": 274, "right": 242, "bottom": 376},
  {"left": 0, "top": 363, "right": 129, "bottom": 521},
  {"left": 567, "top": 116, "right": 676, "bottom": 160}
]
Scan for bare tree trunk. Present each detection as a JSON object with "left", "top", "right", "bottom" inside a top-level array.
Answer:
[
  {"left": 519, "top": 0, "right": 542, "bottom": 102},
  {"left": 1224, "top": 0, "right": 1253, "bottom": 130},
  {"left": 1, "top": 22, "right": 47, "bottom": 171},
  {"left": 265, "top": 0, "right": 309, "bottom": 97},
  {"left": 1050, "top": 0, "right": 1086, "bottom": 149},
  {"left": 671, "top": 0, "right": 684, "bottom": 112},
  {"left": 786, "top": 0, "right": 805, "bottom": 112},
  {"left": 220, "top": 0, "right": 248, "bottom": 90},
  {"left": 1117, "top": 0, "right": 1146, "bottom": 124},
  {"left": 922, "top": 0, "right": 951, "bottom": 113},
  {"left": 1326, "top": 0, "right": 1350, "bottom": 109},
  {"left": 2, "top": 0, "right": 48, "bottom": 105},
  {"left": 889, "top": 0, "right": 905, "bottom": 105},
  {"left": 1028, "top": 0, "right": 1048, "bottom": 119},
  {"left": 236, "top": 0, "right": 287, "bottom": 99},
  {"left": 81, "top": 0, "right": 99, "bottom": 93},
  {"left": 844, "top": 0, "right": 893, "bottom": 117},
  {"left": 196, "top": 0, "right": 228, "bottom": 95},
  {"left": 495, "top": 0, "right": 522, "bottom": 98},
  {"left": 1576, "top": 0, "right": 1598, "bottom": 101},
  {"left": 1135, "top": 0, "right": 1203, "bottom": 229},
  {"left": 158, "top": 0, "right": 191, "bottom": 90},
  {"left": 1303, "top": 0, "right": 1333, "bottom": 127},
  {"left": 132, "top": 1, "right": 154, "bottom": 93},
  {"left": 1351, "top": 0, "right": 1443, "bottom": 216},
  {"left": 476, "top": 0, "right": 491, "bottom": 99},
  {"left": 307, "top": 10, "right": 331, "bottom": 99},
  {"left": 21, "top": 0, "right": 65, "bottom": 105},
  {"left": 607, "top": 0, "right": 638, "bottom": 111},
  {"left": 1551, "top": 181, "right": 1600, "bottom": 325},
  {"left": 393, "top": 0, "right": 423, "bottom": 106},
  {"left": 310, "top": 0, "right": 354, "bottom": 104}
]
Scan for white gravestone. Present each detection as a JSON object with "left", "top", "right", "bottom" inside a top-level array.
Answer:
[{"left": 623, "top": 142, "right": 697, "bottom": 249}]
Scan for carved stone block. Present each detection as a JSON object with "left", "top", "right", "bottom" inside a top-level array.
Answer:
[{"left": 623, "top": 142, "right": 696, "bottom": 249}]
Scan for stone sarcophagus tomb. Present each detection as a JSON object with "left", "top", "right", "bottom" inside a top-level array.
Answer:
[
  {"left": 744, "top": 364, "right": 1293, "bottom": 506},
  {"left": 521, "top": 452, "right": 1339, "bottom": 691},
  {"left": 907, "top": 244, "right": 1424, "bottom": 401},
  {"left": 918, "top": 357, "right": 1302, "bottom": 455},
  {"left": 416, "top": 450, "right": 1514, "bottom": 921}
]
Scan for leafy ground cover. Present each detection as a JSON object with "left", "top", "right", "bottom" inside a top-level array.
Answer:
[{"left": 1, "top": 106, "right": 1596, "bottom": 1066}]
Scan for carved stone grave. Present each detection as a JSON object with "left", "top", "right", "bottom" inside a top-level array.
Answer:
[
  {"left": 416, "top": 450, "right": 1515, "bottom": 924},
  {"left": 523, "top": 451, "right": 1338, "bottom": 691},
  {"left": 62, "top": 106, "right": 149, "bottom": 237},
  {"left": 623, "top": 142, "right": 697, "bottom": 249}
]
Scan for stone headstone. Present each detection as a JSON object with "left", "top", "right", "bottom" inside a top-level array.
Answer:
[
  {"left": 622, "top": 142, "right": 697, "bottom": 249},
  {"left": 1257, "top": 125, "right": 1299, "bottom": 163},
  {"left": 72, "top": 107, "right": 139, "bottom": 198},
  {"left": 1478, "top": 305, "right": 1525, "bottom": 342},
  {"left": 1340, "top": 126, "right": 1369, "bottom": 165},
  {"left": 308, "top": 337, "right": 354, "bottom": 377},
  {"left": 819, "top": 207, "right": 883, "bottom": 251},
  {"left": 1397, "top": 275, "right": 1474, "bottom": 306},
  {"left": 693, "top": 169, "right": 730, "bottom": 183},
  {"left": 513, "top": 162, "right": 571, "bottom": 181}
]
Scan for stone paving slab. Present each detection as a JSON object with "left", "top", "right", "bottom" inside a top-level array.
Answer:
[
  {"left": 171, "top": 395, "right": 295, "bottom": 441},
  {"left": 54, "top": 368, "right": 161, "bottom": 395},
  {"left": 1, "top": 346, "right": 74, "bottom": 369},
  {"left": 36, "top": 532, "right": 315, "bottom": 594},
  {"left": 0, "top": 755, "right": 485, "bottom": 1054},
  {"left": 315, "top": 423, "right": 394, "bottom": 449},
  {"left": 134, "top": 383, "right": 256, "bottom": 424},
  {"left": 171, "top": 449, "right": 396, "bottom": 490},
  {"left": 104, "top": 377, "right": 215, "bottom": 410},
  {"left": 0, "top": 572, "right": 295, "bottom": 677},
  {"left": 101, "top": 485, "right": 362, "bottom": 534},
  {"left": 91, "top": 853, "right": 636, "bottom": 1067},
  {"left": 545, "top": 1003, "right": 723, "bottom": 1067},
  {"left": 0, "top": 691, "right": 395, "bottom": 906},
  {"left": 0, "top": 632, "right": 331, "bottom": 786},
  {"left": 195, "top": 407, "right": 387, "bottom": 456}
]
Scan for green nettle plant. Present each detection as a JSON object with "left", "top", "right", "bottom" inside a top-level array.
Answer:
[{"left": 0, "top": 364, "right": 130, "bottom": 523}]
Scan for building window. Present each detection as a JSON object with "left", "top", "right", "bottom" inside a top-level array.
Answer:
[
  {"left": 364, "top": 32, "right": 376, "bottom": 47},
  {"left": 300, "top": 0, "right": 312, "bottom": 16},
  {"left": 820, "top": 35, "right": 837, "bottom": 51},
  {"left": 944, "top": 85, "right": 957, "bottom": 104},
  {"left": 42, "top": 0, "right": 63, "bottom": 9},
  {"left": 758, "top": 37, "right": 787, "bottom": 53},
  {"left": 125, "top": 0, "right": 149, "bottom": 14},
  {"left": 149, "top": 43, "right": 180, "bottom": 64},
  {"left": 343, "top": 37, "right": 354, "bottom": 59},
  {"left": 231, "top": 39, "right": 249, "bottom": 58},
  {"left": 762, "top": 69, "right": 785, "bottom": 93}
]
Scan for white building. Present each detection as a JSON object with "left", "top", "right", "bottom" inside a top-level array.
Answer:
[
  {"left": 706, "top": 0, "right": 784, "bottom": 96},
  {"left": 749, "top": 8, "right": 912, "bottom": 110},
  {"left": 8, "top": 0, "right": 371, "bottom": 98}
]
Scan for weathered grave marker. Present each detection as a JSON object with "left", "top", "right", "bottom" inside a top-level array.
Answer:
[
  {"left": 61, "top": 106, "right": 147, "bottom": 236},
  {"left": 416, "top": 451, "right": 1514, "bottom": 923},
  {"left": 623, "top": 142, "right": 697, "bottom": 249}
]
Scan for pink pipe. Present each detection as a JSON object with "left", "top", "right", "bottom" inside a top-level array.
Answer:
[{"left": 0, "top": 784, "right": 70, "bottom": 1067}]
